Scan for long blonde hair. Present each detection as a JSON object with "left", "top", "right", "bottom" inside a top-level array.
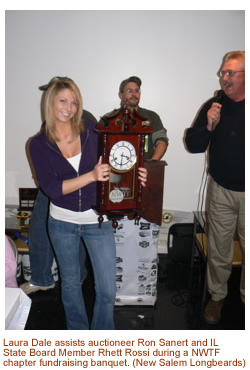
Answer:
[{"left": 43, "top": 79, "right": 84, "bottom": 142}]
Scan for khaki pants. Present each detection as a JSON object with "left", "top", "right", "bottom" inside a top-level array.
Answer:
[{"left": 206, "top": 177, "right": 245, "bottom": 303}]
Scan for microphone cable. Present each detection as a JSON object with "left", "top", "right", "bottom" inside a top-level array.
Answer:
[
  {"left": 197, "top": 153, "right": 209, "bottom": 228},
  {"left": 197, "top": 90, "right": 224, "bottom": 228},
  {"left": 194, "top": 91, "right": 224, "bottom": 304}
]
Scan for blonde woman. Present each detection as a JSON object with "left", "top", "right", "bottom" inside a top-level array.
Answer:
[{"left": 29, "top": 77, "right": 147, "bottom": 330}]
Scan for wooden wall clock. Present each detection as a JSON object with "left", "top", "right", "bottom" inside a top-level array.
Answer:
[{"left": 94, "top": 106, "right": 152, "bottom": 229}]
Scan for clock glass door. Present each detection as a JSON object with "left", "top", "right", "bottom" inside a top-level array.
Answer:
[{"left": 108, "top": 168, "right": 135, "bottom": 204}]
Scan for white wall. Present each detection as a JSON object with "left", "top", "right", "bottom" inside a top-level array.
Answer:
[{"left": 5, "top": 10, "right": 245, "bottom": 211}]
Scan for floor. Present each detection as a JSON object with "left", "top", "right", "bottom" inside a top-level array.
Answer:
[{"left": 22, "top": 255, "right": 245, "bottom": 331}]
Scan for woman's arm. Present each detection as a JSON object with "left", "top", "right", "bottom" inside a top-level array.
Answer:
[{"left": 62, "top": 156, "right": 109, "bottom": 194}]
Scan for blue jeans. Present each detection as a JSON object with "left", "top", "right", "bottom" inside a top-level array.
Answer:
[
  {"left": 29, "top": 190, "right": 87, "bottom": 286},
  {"left": 48, "top": 216, "right": 116, "bottom": 330},
  {"left": 29, "top": 190, "right": 55, "bottom": 286}
]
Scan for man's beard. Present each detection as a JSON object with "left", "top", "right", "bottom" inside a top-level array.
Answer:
[{"left": 126, "top": 98, "right": 139, "bottom": 109}]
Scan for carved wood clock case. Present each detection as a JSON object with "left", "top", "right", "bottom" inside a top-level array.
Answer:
[{"left": 94, "top": 106, "right": 152, "bottom": 228}]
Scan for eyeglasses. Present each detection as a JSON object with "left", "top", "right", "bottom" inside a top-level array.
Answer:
[
  {"left": 219, "top": 70, "right": 245, "bottom": 77},
  {"left": 123, "top": 88, "right": 141, "bottom": 94}
]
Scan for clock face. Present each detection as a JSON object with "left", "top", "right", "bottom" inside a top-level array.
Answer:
[{"left": 109, "top": 140, "right": 137, "bottom": 171}]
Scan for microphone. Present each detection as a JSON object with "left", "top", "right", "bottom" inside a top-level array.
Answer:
[{"left": 215, "top": 89, "right": 224, "bottom": 104}]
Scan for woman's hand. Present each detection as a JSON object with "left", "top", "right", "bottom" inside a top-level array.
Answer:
[
  {"left": 62, "top": 156, "right": 110, "bottom": 194},
  {"left": 93, "top": 156, "right": 110, "bottom": 182},
  {"left": 138, "top": 167, "right": 148, "bottom": 187}
]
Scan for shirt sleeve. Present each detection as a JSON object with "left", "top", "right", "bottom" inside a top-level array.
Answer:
[
  {"left": 29, "top": 136, "right": 64, "bottom": 200},
  {"left": 152, "top": 128, "right": 169, "bottom": 145},
  {"left": 146, "top": 110, "right": 169, "bottom": 145},
  {"left": 185, "top": 100, "right": 212, "bottom": 153}
]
